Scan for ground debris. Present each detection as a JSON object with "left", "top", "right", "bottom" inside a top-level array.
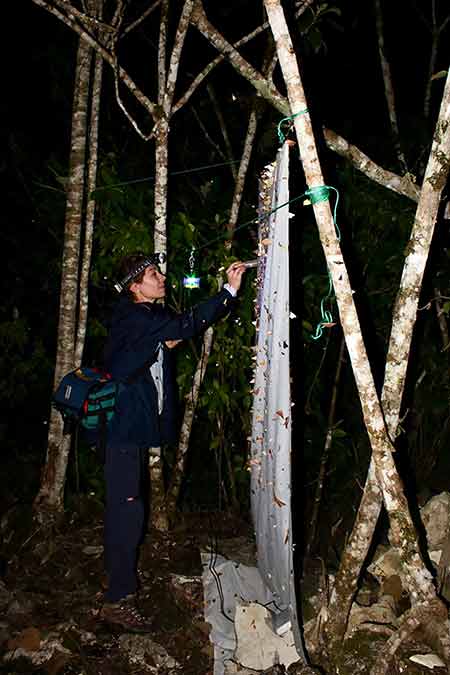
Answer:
[
  {"left": 118, "top": 633, "right": 180, "bottom": 672},
  {"left": 3, "top": 502, "right": 447, "bottom": 675},
  {"left": 0, "top": 506, "right": 253, "bottom": 675}
]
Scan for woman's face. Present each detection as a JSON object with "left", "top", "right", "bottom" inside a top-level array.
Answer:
[{"left": 130, "top": 265, "right": 166, "bottom": 302}]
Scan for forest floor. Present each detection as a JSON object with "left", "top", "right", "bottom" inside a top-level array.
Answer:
[
  {"left": 0, "top": 498, "right": 247, "bottom": 675},
  {"left": 0, "top": 497, "right": 448, "bottom": 675}
]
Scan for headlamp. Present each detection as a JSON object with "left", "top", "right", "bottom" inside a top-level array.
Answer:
[{"left": 114, "top": 252, "right": 166, "bottom": 293}]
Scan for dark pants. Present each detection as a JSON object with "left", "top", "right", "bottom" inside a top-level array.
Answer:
[{"left": 104, "top": 445, "right": 146, "bottom": 603}]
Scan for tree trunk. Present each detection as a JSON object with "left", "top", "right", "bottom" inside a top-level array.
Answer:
[
  {"left": 374, "top": 0, "right": 408, "bottom": 173},
  {"left": 75, "top": 13, "right": 104, "bottom": 363},
  {"left": 325, "top": 67, "right": 450, "bottom": 655},
  {"left": 34, "top": 37, "right": 93, "bottom": 518},
  {"left": 263, "top": 0, "right": 446, "bottom": 661},
  {"left": 153, "top": 116, "right": 170, "bottom": 258},
  {"left": 382, "top": 68, "right": 450, "bottom": 438},
  {"left": 149, "top": 0, "right": 195, "bottom": 531}
]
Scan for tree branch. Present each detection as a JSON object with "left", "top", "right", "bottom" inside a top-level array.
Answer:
[
  {"left": 323, "top": 128, "right": 420, "bottom": 202},
  {"left": 121, "top": 0, "right": 162, "bottom": 38},
  {"left": 172, "top": 20, "right": 270, "bottom": 115},
  {"left": 190, "top": 107, "right": 227, "bottom": 162},
  {"left": 190, "top": 0, "right": 289, "bottom": 115},
  {"left": 163, "top": 0, "right": 195, "bottom": 113},
  {"left": 51, "top": 0, "right": 115, "bottom": 34},
  {"left": 31, "top": 0, "right": 158, "bottom": 120}
]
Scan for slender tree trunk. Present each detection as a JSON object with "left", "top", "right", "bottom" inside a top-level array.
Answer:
[
  {"left": 263, "top": 0, "right": 448, "bottom": 663},
  {"left": 149, "top": 4, "right": 170, "bottom": 529},
  {"left": 227, "top": 108, "right": 259, "bottom": 236},
  {"left": 374, "top": 0, "right": 408, "bottom": 173},
  {"left": 75, "top": 26, "right": 104, "bottom": 362},
  {"left": 149, "top": 0, "right": 195, "bottom": 531},
  {"left": 153, "top": 117, "right": 170, "bottom": 257},
  {"left": 322, "top": 128, "right": 420, "bottom": 201},
  {"left": 382, "top": 69, "right": 450, "bottom": 438},
  {"left": 34, "top": 38, "right": 93, "bottom": 518}
]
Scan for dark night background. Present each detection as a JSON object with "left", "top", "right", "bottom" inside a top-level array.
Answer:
[{"left": 2, "top": 0, "right": 450, "bottom": 542}]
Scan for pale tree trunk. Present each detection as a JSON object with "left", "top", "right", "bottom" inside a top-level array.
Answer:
[
  {"left": 374, "top": 0, "right": 408, "bottom": 173},
  {"left": 75, "top": 6, "right": 104, "bottom": 363},
  {"left": 34, "top": 38, "right": 93, "bottom": 518},
  {"left": 263, "top": 0, "right": 449, "bottom": 663},
  {"left": 149, "top": 0, "right": 171, "bottom": 533},
  {"left": 382, "top": 70, "right": 450, "bottom": 438},
  {"left": 149, "top": 0, "right": 195, "bottom": 532},
  {"left": 325, "top": 68, "right": 450, "bottom": 661}
]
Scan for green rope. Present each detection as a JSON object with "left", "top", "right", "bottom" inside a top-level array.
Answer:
[
  {"left": 193, "top": 192, "right": 306, "bottom": 253},
  {"left": 277, "top": 108, "right": 309, "bottom": 143},
  {"left": 193, "top": 180, "right": 342, "bottom": 342},
  {"left": 305, "top": 185, "right": 341, "bottom": 341}
]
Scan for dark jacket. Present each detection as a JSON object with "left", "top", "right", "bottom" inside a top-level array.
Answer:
[{"left": 103, "top": 288, "right": 235, "bottom": 450}]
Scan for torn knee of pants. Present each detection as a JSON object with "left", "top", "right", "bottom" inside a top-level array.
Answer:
[{"left": 126, "top": 496, "right": 138, "bottom": 502}]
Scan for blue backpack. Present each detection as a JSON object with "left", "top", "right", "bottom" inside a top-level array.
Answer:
[
  {"left": 53, "top": 348, "right": 160, "bottom": 438},
  {"left": 53, "top": 367, "right": 118, "bottom": 434}
]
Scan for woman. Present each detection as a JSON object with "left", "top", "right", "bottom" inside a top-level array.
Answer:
[{"left": 99, "top": 253, "right": 246, "bottom": 631}]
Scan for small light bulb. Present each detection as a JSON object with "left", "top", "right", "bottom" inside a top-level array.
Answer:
[{"left": 183, "top": 275, "right": 200, "bottom": 289}]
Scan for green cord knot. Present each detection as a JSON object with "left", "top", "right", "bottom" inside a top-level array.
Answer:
[
  {"left": 277, "top": 108, "right": 309, "bottom": 143},
  {"left": 304, "top": 185, "right": 340, "bottom": 240},
  {"left": 304, "top": 185, "right": 331, "bottom": 205}
]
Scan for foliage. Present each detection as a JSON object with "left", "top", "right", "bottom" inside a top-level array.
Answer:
[
  {"left": 296, "top": 2, "right": 343, "bottom": 54},
  {"left": 0, "top": 311, "right": 53, "bottom": 453},
  {"left": 88, "top": 155, "right": 257, "bottom": 509},
  {"left": 165, "top": 207, "right": 256, "bottom": 510}
]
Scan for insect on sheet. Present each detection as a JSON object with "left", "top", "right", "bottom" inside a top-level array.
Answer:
[{"left": 250, "top": 141, "right": 303, "bottom": 653}]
